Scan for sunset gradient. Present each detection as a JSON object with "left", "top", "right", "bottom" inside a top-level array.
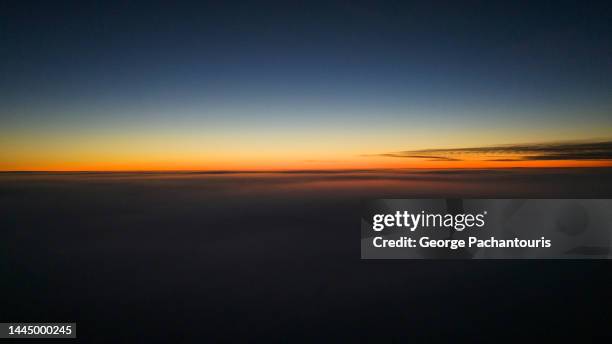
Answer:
[{"left": 2, "top": 1, "right": 612, "bottom": 171}]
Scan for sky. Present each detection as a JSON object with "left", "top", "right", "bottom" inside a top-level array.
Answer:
[{"left": 1, "top": 0, "right": 612, "bottom": 170}]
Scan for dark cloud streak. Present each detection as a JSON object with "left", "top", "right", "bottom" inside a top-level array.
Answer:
[{"left": 380, "top": 140, "right": 612, "bottom": 162}]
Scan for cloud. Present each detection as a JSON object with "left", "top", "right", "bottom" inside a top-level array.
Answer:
[
  {"left": 379, "top": 140, "right": 612, "bottom": 162},
  {"left": 378, "top": 153, "right": 462, "bottom": 161}
]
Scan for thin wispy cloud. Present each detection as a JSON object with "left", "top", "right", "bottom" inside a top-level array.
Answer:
[
  {"left": 378, "top": 154, "right": 462, "bottom": 162},
  {"left": 379, "top": 140, "right": 612, "bottom": 162}
]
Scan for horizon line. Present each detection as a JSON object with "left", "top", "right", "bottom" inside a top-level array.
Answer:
[{"left": 2, "top": 166, "right": 612, "bottom": 174}]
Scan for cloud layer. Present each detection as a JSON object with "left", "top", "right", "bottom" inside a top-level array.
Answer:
[{"left": 381, "top": 140, "right": 612, "bottom": 162}]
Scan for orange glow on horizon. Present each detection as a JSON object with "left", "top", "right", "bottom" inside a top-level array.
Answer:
[
  {"left": 1, "top": 158, "right": 611, "bottom": 171},
  {"left": 3, "top": 135, "right": 612, "bottom": 171}
]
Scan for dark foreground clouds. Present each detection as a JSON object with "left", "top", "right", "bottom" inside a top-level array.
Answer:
[
  {"left": 381, "top": 140, "right": 612, "bottom": 161},
  {"left": 1, "top": 169, "right": 612, "bottom": 342}
]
